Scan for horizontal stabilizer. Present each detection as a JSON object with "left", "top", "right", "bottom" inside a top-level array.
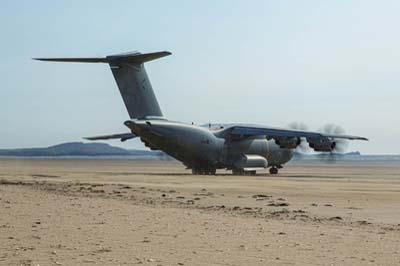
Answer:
[
  {"left": 84, "top": 133, "right": 136, "bottom": 142},
  {"left": 33, "top": 51, "right": 171, "bottom": 64},
  {"left": 33, "top": 57, "right": 108, "bottom": 63}
]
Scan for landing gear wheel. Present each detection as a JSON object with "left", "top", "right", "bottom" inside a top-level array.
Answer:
[
  {"left": 269, "top": 167, "right": 278, "bottom": 175},
  {"left": 248, "top": 170, "right": 256, "bottom": 176},
  {"left": 232, "top": 169, "right": 243, "bottom": 175},
  {"left": 232, "top": 169, "right": 256, "bottom": 176},
  {"left": 192, "top": 168, "right": 216, "bottom": 175},
  {"left": 192, "top": 168, "right": 204, "bottom": 175},
  {"left": 208, "top": 168, "right": 216, "bottom": 175}
]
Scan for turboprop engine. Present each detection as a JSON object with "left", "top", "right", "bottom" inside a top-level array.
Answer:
[
  {"left": 275, "top": 137, "right": 301, "bottom": 149},
  {"left": 307, "top": 137, "right": 336, "bottom": 152}
]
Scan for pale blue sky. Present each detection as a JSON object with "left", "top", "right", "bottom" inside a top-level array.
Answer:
[{"left": 1, "top": 1, "right": 399, "bottom": 154}]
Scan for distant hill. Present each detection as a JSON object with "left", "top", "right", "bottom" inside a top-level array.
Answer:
[
  {"left": 1, "top": 143, "right": 399, "bottom": 162},
  {"left": 292, "top": 151, "right": 400, "bottom": 162},
  {"left": 293, "top": 151, "right": 361, "bottom": 158},
  {"left": 292, "top": 151, "right": 361, "bottom": 160},
  {"left": 0, "top": 142, "right": 166, "bottom": 157}
]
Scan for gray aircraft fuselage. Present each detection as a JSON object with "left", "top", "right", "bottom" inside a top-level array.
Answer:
[{"left": 125, "top": 120, "right": 293, "bottom": 173}]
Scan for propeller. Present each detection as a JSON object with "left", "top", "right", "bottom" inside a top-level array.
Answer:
[
  {"left": 287, "top": 122, "right": 309, "bottom": 153},
  {"left": 318, "top": 123, "right": 349, "bottom": 163}
]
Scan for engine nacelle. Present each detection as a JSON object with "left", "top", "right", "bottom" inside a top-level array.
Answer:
[
  {"left": 275, "top": 137, "right": 301, "bottom": 149},
  {"left": 307, "top": 138, "right": 336, "bottom": 152}
]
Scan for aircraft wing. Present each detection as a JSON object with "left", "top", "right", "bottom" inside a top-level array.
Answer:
[
  {"left": 214, "top": 124, "right": 368, "bottom": 141},
  {"left": 84, "top": 133, "right": 136, "bottom": 142}
]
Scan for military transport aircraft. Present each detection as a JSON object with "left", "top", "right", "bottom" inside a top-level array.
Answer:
[{"left": 34, "top": 51, "right": 367, "bottom": 175}]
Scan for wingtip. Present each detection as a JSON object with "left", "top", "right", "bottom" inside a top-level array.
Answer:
[
  {"left": 32, "top": 58, "right": 61, "bottom": 61},
  {"left": 32, "top": 57, "right": 63, "bottom": 61}
]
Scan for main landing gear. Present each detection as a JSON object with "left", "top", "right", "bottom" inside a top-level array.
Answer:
[
  {"left": 232, "top": 169, "right": 256, "bottom": 176},
  {"left": 192, "top": 168, "right": 216, "bottom": 175}
]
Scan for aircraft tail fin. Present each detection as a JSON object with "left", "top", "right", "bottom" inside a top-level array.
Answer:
[{"left": 34, "top": 51, "right": 171, "bottom": 119}]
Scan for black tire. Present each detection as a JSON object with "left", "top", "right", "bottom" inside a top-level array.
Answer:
[
  {"left": 269, "top": 167, "right": 278, "bottom": 175},
  {"left": 209, "top": 168, "right": 216, "bottom": 175},
  {"left": 192, "top": 168, "right": 205, "bottom": 175},
  {"left": 232, "top": 169, "right": 255, "bottom": 176},
  {"left": 232, "top": 169, "right": 243, "bottom": 175}
]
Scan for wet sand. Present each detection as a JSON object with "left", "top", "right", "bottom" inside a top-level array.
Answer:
[{"left": 0, "top": 159, "right": 399, "bottom": 265}]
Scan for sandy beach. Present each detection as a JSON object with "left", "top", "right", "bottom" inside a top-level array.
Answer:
[{"left": 0, "top": 159, "right": 399, "bottom": 265}]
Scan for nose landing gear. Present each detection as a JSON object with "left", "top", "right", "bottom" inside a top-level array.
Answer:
[{"left": 269, "top": 167, "right": 279, "bottom": 175}]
